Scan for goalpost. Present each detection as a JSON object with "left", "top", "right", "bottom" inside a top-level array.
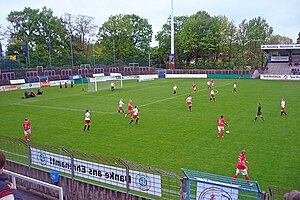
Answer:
[{"left": 88, "top": 73, "right": 123, "bottom": 92}]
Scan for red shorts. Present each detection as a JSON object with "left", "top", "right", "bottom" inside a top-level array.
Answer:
[
  {"left": 233, "top": 88, "right": 236, "bottom": 91},
  {"left": 173, "top": 90, "right": 176, "bottom": 93},
  {"left": 85, "top": 120, "right": 90, "bottom": 124},
  {"left": 133, "top": 115, "right": 138, "bottom": 119},
  {"left": 127, "top": 109, "right": 132, "bottom": 114},
  {"left": 281, "top": 107, "right": 285, "bottom": 111},
  {"left": 187, "top": 102, "right": 192, "bottom": 106},
  {"left": 210, "top": 94, "right": 215, "bottom": 97},
  {"left": 119, "top": 106, "right": 123, "bottom": 110}
]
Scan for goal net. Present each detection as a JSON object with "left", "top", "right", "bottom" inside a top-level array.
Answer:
[{"left": 88, "top": 73, "right": 123, "bottom": 92}]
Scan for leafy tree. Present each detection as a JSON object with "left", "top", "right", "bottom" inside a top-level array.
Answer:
[
  {"left": 6, "top": 7, "right": 68, "bottom": 67},
  {"left": 98, "top": 14, "right": 152, "bottom": 65},
  {"left": 269, "top": 35, "right": 293, "bottom": 44},
  {"left": 179, "top": 11, "right": 212, "bottom": 66},
  {"left": 155, "top": 15, "right": 189, "bottom": 68}
]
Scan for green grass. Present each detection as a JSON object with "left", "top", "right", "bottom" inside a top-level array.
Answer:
[{"left": 0, "top": 79, "right": 299, "bottom": 192}]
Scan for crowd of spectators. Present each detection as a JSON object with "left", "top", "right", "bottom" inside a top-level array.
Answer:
[{"left": 291, "top": 68, "right": 300, "bottom": 75}]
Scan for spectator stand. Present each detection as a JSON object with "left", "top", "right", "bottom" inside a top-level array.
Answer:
[
  {"left": 109, "top": 67, "right": 120, "bottom": 74},
  {"left": 93, "top": 67, "right": 104, "bottom": 74},
  {"left": 26, "top": 70, "right": 38, "bottom": 83},
  {"left": 36, "top": 66, "right": 43, "bottom": 76},
  {"left": 124, "top": 66, "right": 134, "bottom": 75},
  {"left": 138, "top": 66, "right": 150, "bottom": 75}
]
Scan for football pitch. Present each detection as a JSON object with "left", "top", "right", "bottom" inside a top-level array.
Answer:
[{"left": 0, "top": 78, "right": 299, "bottom": 191}]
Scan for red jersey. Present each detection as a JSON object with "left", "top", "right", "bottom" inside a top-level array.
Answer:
[
  {"left": 23, "top": 121, "right": 31, "bottom": 131},
  {"left": 128, "top": 102, "right": 133, "bottom": 111},
  {"left": 237, "top": 153, "right": 247, "bottom": 170},
  {"left": 218, "top": 118, "right": 226, "bottom": 127},
  {"left": 192, "top": 84, "right": 196, "bottom": 88}
]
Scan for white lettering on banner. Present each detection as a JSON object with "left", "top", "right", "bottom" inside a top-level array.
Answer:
[
  {"left": 260, "top": 74, "right": 300, "bottom": 80},
  {"left": 10, "top": 79, "right": 26, "bottom": 84},
  {"left": 31, "top": 148, "right": 162, "bottom": 197},
  {"left": 196, "top": 178, "right": 239, "bottom": 200},
  {"left": 261, "top": 44, "right": 300, "bottom": 50},
  {"left": 270, "top": 56, "right": 289, "bottom": 62},
  {"left": 20, "top": 83, "right": 40, "bottom": 90}
]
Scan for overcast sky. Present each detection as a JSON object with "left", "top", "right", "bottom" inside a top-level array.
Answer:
[{"left": 0, "top": 0, "right": 299, "bottom": 46}]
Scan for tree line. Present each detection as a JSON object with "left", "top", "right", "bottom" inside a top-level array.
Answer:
[{"left": 0, "top": 6, "right": 295, "bottom": 69}]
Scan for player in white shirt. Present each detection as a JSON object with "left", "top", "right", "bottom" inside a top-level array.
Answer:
[
  {"left": 129, "top": 106, "right": 139, "bottom": 124},
  {"left": 207, "top": 80, "right": 211, "bottom": 89},
  {"left": 173, "top": 84, "right": 177, "bottom": 94},
  {"left": 233, "top": 82, "right": 237, "bottom": 93},
  {"left": 118, "top": 99, "right": 124, "bottom": 114},
  {"left": 186, "top": 95, "right": 192, "bottom": 112},
  {"left": 280, "top": 98, "right": 287, "bottom": 116},
  {"left": 84, "top": 109, "right": 91, "bottom": 131},
  {"left": 210, "top": 90, "right": 216, "bottom": 101}
]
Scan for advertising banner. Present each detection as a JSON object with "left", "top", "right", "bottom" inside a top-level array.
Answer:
[{"left": 31, "top": 148, "right": 162, "bottom": 197}]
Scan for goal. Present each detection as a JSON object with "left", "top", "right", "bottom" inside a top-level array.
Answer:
[{"left": 88, "top": 73, "right": 123, "bottom": 92}]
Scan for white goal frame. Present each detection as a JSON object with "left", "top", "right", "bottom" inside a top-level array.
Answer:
[{"left": 88, "top": 73, "right": 123, "bottom": 92}]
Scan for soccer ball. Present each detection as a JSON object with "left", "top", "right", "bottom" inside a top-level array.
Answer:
[{"left": 226, "top": 131, "right": 230, "bottom": 134}]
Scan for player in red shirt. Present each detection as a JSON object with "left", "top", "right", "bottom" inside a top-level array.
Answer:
[
  {"left": 211, "top": 79, "right": 215, "bottom": 89},
  {"left": 125, "top": 100, "right": 133, "bottom": 117},
  {"left": 231, "top": 150, "right": 251, "bottom": 186},
  {"left": 216, "top": 115, "right": 229, "bottom": 138},
  {"left": 23, "top": 118, "right": 31, "bottom": 141},
  {"left": 192, "top": 83, "right": 197, "bottom": 92}
]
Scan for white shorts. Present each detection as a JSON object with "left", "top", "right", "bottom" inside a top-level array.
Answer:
[
  {"left": 218, "top": 126, "right": 224, "bottom": 131},
  {"left": 236, "top": 168, "right": 248, "bottom": 175},
  {"left": 24, "top": 129, "right": 31, "bottom": 135}
]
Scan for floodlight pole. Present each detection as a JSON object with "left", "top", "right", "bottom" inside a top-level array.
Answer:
[
  {"left": 169, "top": 0, "right": 175, "bottom": 69},
  {"left": 148, "top": 52, "right": 151, "bottom": 67},
  {"left": 69, "top": 35, "right": 74, "bottom": 67},
  {"left": 93, "top": 42, "right": 95, "bottom": 66},
  {"left": 171, "top": 0, "right": 174, "bottom": 56}
]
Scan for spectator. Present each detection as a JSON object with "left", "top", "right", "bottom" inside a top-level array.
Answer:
[
  {"left": 0, "top": 151, "right": 23, "bottom": 200},
  {"left": 284, "top": 190, "right": 300, "bottom": 200}
]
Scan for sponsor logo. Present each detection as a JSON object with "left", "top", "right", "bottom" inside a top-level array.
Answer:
[
  {"left": 38, "top": 152, "right": 47, "bottom": 165},
  {"left": 198, "top": 187, "right": 232, "bottom": 200},
  {"left": 135, "top": 174, "right": 151, "bottom": 191}
]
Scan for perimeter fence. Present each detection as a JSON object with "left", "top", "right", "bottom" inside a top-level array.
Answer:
[{"left": 0, "top": 135, "right": 182, "bottom": 200}]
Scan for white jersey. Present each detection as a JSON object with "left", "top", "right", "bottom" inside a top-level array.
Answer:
[
  {"left": 233, "top": 83, "right": 237, "bottom": 88},
  {"left": 85, "top": 112, "right": 90, "bottom": 120},
  {"left": 207, "top": 81, "right": 211, "bottom": 86},
  {"left": 186, "top": 96, "right": 192, "bottom": 102},
  {"left": 211, "top": 90, "right": 215, "bottom": 95},
  {"left": 173, "top": 85, "right": 177, "bottom": 90},
  {"left": 119, "top": 100, "right": 124, "bottom": 107},
  {"left": 133, "top": 108, "right": 139, "bottom": 116},
  {"left": 281, "top": 100, "right": 285, "bottom": 108}
]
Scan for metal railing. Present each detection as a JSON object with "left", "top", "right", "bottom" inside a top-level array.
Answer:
[{"left": 4, "top": 169, "right": 64, "bottom": 200}]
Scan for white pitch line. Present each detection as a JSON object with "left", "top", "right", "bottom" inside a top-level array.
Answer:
[
  {"left": 121, "top": 82, "right": 231, "bottom": 109},
  {"left": 12, "top": 103, "right": 113, "bottom": 114}
]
